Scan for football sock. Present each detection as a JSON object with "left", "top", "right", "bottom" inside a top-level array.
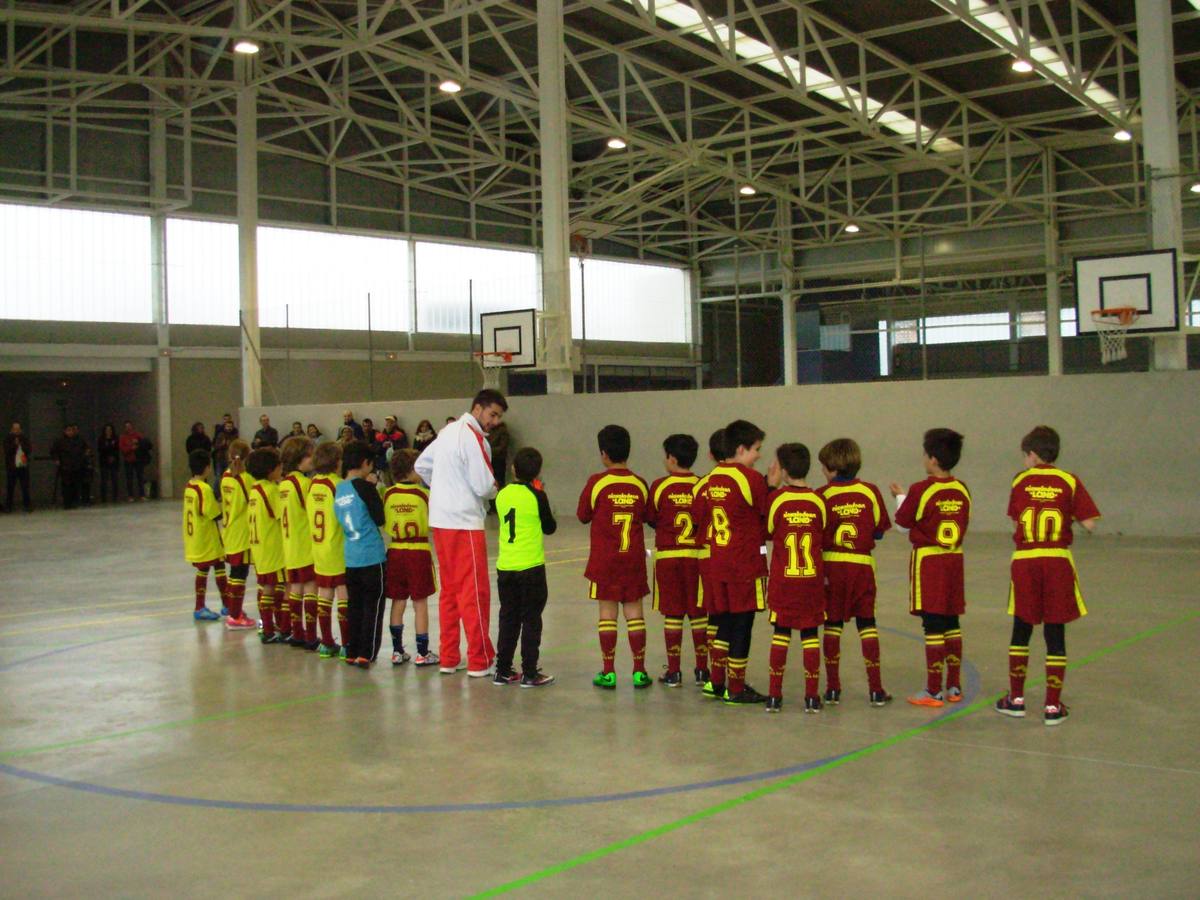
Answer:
[
  {"left": 857, "top": 619, "right": 884, "bottom": 693},
  {"left": 710, "top": 614, "right": 731, "bottom": 690},
  {"left": 317, "top": 596, "right": 334, "bottom": 645},
  {"left": 944, "top": 626, "right": 963, "bottom": 690},
  {"left": 1008, "top": 644, "right": 1029, "bottom": 700},
  {"left": 336, "top": 597, "right": 349, "bottom": 645},
  {"left": 214, "top": 566, "right": 229, "bottom": 607},
  {"left": 923, "top": 632, "right": 945, "bottom": 695},
  {"left": 390, "top": 624, "right": 405, "bottom": 653},
  {"left": 598, "top": 619, "right": 618, "bottom": 674},
  {"left": 228, "top": 577, "right": 246, "bottom": 618},
  {"left": 801, "top": 628, "right": 821, "bottom": 699},
  {"left": 663, "top": 616, "right": 684, "bottom": 674},
  {"left": 768, "top": 628, "right": 790, "bottom": 699},
  {"left": 690, "top": 615, "right": 709, "bottom": 669},
  {"left": 303, "top": 592, "right": 318, "bottom": 643},
  {"left": 275, "top": 582, "right": 291, "bottom": 632},
  {"left": 726, "top": 655, "right": 748, "bottom": 695},
  {"left": 194, "top": 572, "right": 207, "bottom": 611},
  {"left": 627, "top": 618, "right": 647, "bottom": 674},
  {"left": 257, "top": 587, "right": 275, "bottom": 634},
  {"left": 1044, "top": 622, "right": 1067, "bottom": 707},
  {"left": 416, "top": 632, "right": 430, "bottom": 656},
  {"left": 287, "top": 590, "right": 303, "bottom": 638},
  {"left": 823, "top": 622, "right": 843, "bottom": 691}
]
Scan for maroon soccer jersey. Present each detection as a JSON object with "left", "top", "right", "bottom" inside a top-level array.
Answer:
[
  {"left": 1007, "top": 465, "right": 1100, "bottom": 552},
  {"left": 693, "top": 462, "right": 768, "bottom": 581},
  {"left": 577, "top": 468, "right": 650, "bottom": 590},
  {"left": 766, "top": 486, "right": 827, "bottom": 615},
  {"left": 648, "top": 473, "right": 701, "bottom": 553},
  {"left": 817, "top": 479, "right": 891, "bottom": 556},
  {"left": 895, "top": 476, "right": 971, "bottom": 550}
]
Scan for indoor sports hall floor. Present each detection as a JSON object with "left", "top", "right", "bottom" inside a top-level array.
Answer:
[{"left": 0, "top": 502, "right": 1195, "bottom": 897}]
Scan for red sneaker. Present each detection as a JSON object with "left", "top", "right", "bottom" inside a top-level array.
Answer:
[{"left": 224, "top": 614, "right": 257, "bottom": 630}]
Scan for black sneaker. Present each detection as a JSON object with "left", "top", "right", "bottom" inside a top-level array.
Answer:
[
  {"left": 824, "top": 687, "right": 841, "bottom": 705},
  {"left": 804, "top": 695, "right": 823, "bottom": 714},
  {"left": 303, "top": 639, "right": 321, "bottom": 651},
  {"left": 260, "top": 632, "right": 285, "bottom": 645},
  {"left": 869, "top": 690, "right": 893, "bottom": 707},
  {"left": 520, "top": 672, "right": 555, "bottom": 688},
  {"left": 765, "top": 696, "right": 783, "bottom": 713},
  {"left": 994, "top": 695, "right": 1026, "bottom": 718},
  {"left": 492, "top": 670, "right": 520, "bottom": 686},
  {"left": 1043, "top": 703, "right": 1069, "bottom": 726},
  {"left": 724, "top": 684, "right": 768, "bottom": 705},
  {"left": 287, "top": 635, "right": 307, "bottom": 648},
  {"left": 694, "top": 666, "right": 710, "bottom": 686},
  {"left": 659, "top": 669, "right": 683, "bottom": 687}
]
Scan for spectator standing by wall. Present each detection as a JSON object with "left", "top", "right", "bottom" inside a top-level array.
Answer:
[
  {"left": 97, "top": 423, "right": 120, "bottom": 502},
  {"left": 212, "top": 420, "right": 236, "bottom": 483},
  {"left": 186, "top": 422, "right": 212, "bottom": 457},
  {"left": 3, "top": 422, "right": 32, "bottom": 513},
  {"left": 412, "top": 420, "right": 437, "bottom": 454},
  {"left": 119, "top": 420, "right": 147, "bottom": 501},
  {"left": 52, "top": 424, "right": 89, "bottom": 509}
]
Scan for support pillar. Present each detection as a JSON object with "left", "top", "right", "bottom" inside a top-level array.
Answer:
[
  {"left": 536, "top": 0, "right": 574, "bottom": 395},
  {"left": 1044, "top": 153, "right": 1063, "bottom": 376},
  {"left": 237, "top": 69, "right": 263, "bottom": 407},
  {"left": 777, "top": 198, "right": 797, "bottom": 386},
  {"left": 1136, "top": 0, "right": 1187, "bottom": 370},
  {"left": 150, "top": 68, "right": 173, "bottom": 498}
]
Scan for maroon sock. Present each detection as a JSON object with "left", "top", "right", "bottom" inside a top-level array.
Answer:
[
  {"left": 709, "top": 639, "right": 729, "bottom": 690},
  {"left": 336, "top": 598, "right": 349, "bottom": 646},
  {"left": 318, "top": 597, "right": 334, "bottom": 645},
  {"left": 598, "top": 619, "right": 618, "bottom": 674},
  {"left": 304, "top": 593, "right": 319, "bottom": 643},
  {"left": 194, "top": 573, "right": 207, "bottom": 612},
  {"left": 274, "top": 584, "right": 290, "bottom": 633},
  {"left": 690, "top": 616, "right": 709, "bottom": 669},
  {"left": 1008, "top": 645, "right": 1029, "bottom": 700},
  {"left": 944, "top": 628, "right": 962, "bottom": 690},
  {"left": 258, "top": 588, "right": 275, "bottom": 634},
  {"left": 214, "top": 568, "right": 228, "bottom": 607},
  {"left": 726, "top": 655, "right": 747, "bottom": 695},
  {"left": 768, "top": 632, "right": 790, "bottom": 699},
  {"left": 288, "top": 591, "right": 304, "bottom": 639},
  {"left": 627, "top": 618, "right": 647, "bottom": 674},
  {"left": 663, "top": 617, "right": 683, "bottom": 674},
  {"left": 1045, "top": 655, "right": 1067, "bottom": 708},
  {"left": 823, "top": 626, "right": 843, "bottom": 691},
  {"left": 925, "top": 634, "right": 945, "bottom": 695},
  {"left": 229, "top": 580, "right": 246, "bottom": 619},
  {"left": 802, "top": 635, "right": 821, "bottom": 700},
  {"left": 859, "top": 625, "right": 883, "bottom": 693}
]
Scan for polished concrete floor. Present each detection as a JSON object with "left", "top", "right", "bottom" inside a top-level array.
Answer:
[{"left": 0, "top": 501, "right": 1196, "bottom": 897}]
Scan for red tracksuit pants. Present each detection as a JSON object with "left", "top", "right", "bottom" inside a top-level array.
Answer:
[{"left": 432, "top": 527, "right": 495, "bottom": 671}]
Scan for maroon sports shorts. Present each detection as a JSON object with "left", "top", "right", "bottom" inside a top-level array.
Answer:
[
  {"left": 653, "top": 556, "right": 700, "bottom": 617},
  {"left": 191, "top": 558, "right": 224, "bottom": 573},
  {"left": 588, "top": 579, "right": 648, "bottom": 603},
  {"left": 386, "top": 548, "right": 436, "bottom": 601},
  {"left": 314, "top": 572, "right": 346, "bottom": 590},
  {"left": 908, "top": 549, "right": 965, "bottom": 617},
  {"left": 707, "top": 577, "right": 766, "bottom": 615},
  {"left": 824, "top": 561, "right": 877, "bottom": 621},
  {"left": 286, "top": 564, "right": 316, "bottom": 584},
  {"left": 1009, "top": 554, "right": 1085, "bottom": 625}
]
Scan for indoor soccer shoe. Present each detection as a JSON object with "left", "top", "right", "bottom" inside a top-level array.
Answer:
[
  {"left": 592, "top": 672, "right": 617, "bottom": 690},
  {"left": 694, "top": 667, "right": 710, "bottom": 686},
  {"left": 724, "top": 684, "right": 767, "bottom": 705},
  {"left": 658, "top": 669, "right": 683, "bottom": 687},
  {"left": 702, "top": 681, "right": 726, "bottom": 699},
  {"left": 492, "top": 670, "right": 520, "bottom": 686},
  {"left": 317, "top": 642, "right": 339, "bottom": 659},
  {"left": 339, "top": 646, "right": 348, "bottom": 660},
  {"left": 414, "top": 652, "right": 440, "bottom": 667},
  {"left": 869, "top": 690, "right": 894, "bottom": 707},
  {"left": 804, "top": 695, "right": 823, "bottom": 714},
  {"left": 1043, "top": 703, "right": 1069, "bottom": 726},
  {"left": 224, "top": 614, "right": 257, "bottom": 630},
  {"left": 520, "top": 672, "right": 555, "bottom": 688},
  {"left": 945, "top": 686, "right": 963, "bottom": 703},
  {"left": 907, "top": 689, "right": 944, "bottom": 708},
  {"left": 193, "top": 607, "right": 220, "bottom": 621},
  {"left": 994, "top": 695, "right": 1026, "bottom": 717},
  {"left": 391, "top": 651, "right": 411, "bottom": 666},
  {"left": 765, "top": 696, "right": 783, "bottom": 713},
  {"left": 219, "top": 606, "right": 229, "bottom": 617},
  {"left": 260, "top": 632, "right": 285, "bottom": 645},
  {"left": 632, "top": 671, "right": 653, "bottom": 689},
  {"left": 823, "top": 688, "right": 841, "bottom": 705}
]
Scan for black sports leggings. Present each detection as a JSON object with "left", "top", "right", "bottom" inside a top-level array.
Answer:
[
  {"left": 1010, "top": 616, "right": 1065, "bottom": 656},
  {"left": 715, "top": 610, "right": 757, "bottom": 660},
  {"left": 920, "top": 613, "right": 960, "bottom": 634}
]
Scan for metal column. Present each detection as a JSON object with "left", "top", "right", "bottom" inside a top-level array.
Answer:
[
  {"left": 237, "top": 67, "right": 263, "bottom": 407},
  {"left": 778, "top": 198, "right": 797, "bottom": 386},
  {"left": 536, "top": 0, "right": 574, "bottom": 395},
  {"left": 150, "top": 75, "right": 173, "bottom": 498},
  {"left": 1136, "top": 0, "right": 1187, "bottom": 370},
  {"left": 1044, "top": 152, "right": 1063, "bottom": 377}
]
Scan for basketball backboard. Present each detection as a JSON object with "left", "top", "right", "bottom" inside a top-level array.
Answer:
[
  {"left": 479, "top": 308, "right": 537, "bottom": 368},
  {"left": 1074, "top": 249, "right": 1179, "bottom": 333}
]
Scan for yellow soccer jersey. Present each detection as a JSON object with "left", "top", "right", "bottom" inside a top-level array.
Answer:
[
  {"left": 308, "top": 473, "right": 345, "bottom": 576},
  {"left": 247, "top": 479, "right": 285, "bottom": 574},
  {"left": 384, "top": 483, "right": 431, "bottom": 550},
  {"left": 278, "top": 471, "right": 314, "bottom": 570},
  {"left": 220, "top": 470, "right": 253, "bottom": 556},
  {"left": 182, "top": 477, "right": 224, "bottom": 563}
]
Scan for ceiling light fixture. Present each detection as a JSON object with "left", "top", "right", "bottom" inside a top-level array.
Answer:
[
  {"left": 738, "top": 184, "right": 757, "bottom": 197},
  {"left": 606, "top": 137, "right": 627, "bottom": 150},
  {"left": 438, "top": 78, "right": 463, "bottom": 94},
  {"left": 844, "top": 222, "right": 861, "bottom": 234},
  {"left": 1190, "top": 181, "right": 1200, "bottom": 195},
  {"left": 1113, "top": 129, "right": 1133, "bottom": 142},
  {"left": 233, "top": 39, "right": 260, "bottom": 55},
  {"left": 1011, "top": 58, "right": 1033, "bottom": 73}
]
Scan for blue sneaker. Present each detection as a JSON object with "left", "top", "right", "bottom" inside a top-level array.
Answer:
[
  {"left": 193, "top": 607, "right": 221, "bottom": 621},
  {"left": 220, "top": 606, "right": 230, "bottom": 617}
]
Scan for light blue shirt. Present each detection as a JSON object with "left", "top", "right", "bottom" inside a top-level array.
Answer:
[{"left": 334, "top": 478, "right": 386, "bottom": 568}]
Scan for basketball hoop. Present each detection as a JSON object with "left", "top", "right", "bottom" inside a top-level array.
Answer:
[
  {"left": 1090, "top": 307, "right": 1139, "bottom": 364},
  {"left": 570, "top": 232, "right": 591, "bottom": 257},
  {"left": 473, "top": 350, "right": 513, "bottom": 389}
]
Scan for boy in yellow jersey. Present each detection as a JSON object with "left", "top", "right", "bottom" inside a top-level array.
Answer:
[
  {"left": 220, "top": 439, "right": 257, "bottom": 629},
  {"left": 247, "top": 447, "right": 288, "bottom": 645},
  {"left": 494, "top": 448, "right": 557, "bottom": 687},
  {"left": 308, "top": 441, "right": 347, "bottom": 658},
  {"left": 383, "top": 450, "right": 439, "bottom": 667},
  {"left": 182, "top": 449, "right": 227, "bottom": 622},
  {"left": 279, "top": 436, "right": 319, "bottom": 650}
]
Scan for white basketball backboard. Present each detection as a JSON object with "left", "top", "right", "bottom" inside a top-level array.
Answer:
[
  {"left": 479, "top": 308, "right": 537, "bottom": 368},
  {"left": 1074, "top": 250, "right": 1179, "bottom": 333}
]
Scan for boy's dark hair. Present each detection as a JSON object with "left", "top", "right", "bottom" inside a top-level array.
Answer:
[
  {"left": 1021, "top": 425, "right": 1060, "bottom": 463},
  {"left": 708, "top": 428, "right": 728, "bottom": 462},
  {"left": 776, "top": 443, "right": 811, "bottom": 480},
  {"left": 597, "top": 424, "right": 631, "bottom": 463},
  {"left": 513, "top": 447, "right": 543, "bottom": 482},
  {"left": 924, "top": 428, "right": 964, "bottom": 471},
  {"left": 724, "top": 419, "right": 765, "bottom": 455},
  {"left": 389, "top": 448, "right": 419, "bottom": 481},
  {"left": 341, "top": 439, "right": 374, "bottom": 475},
  {"left": 188, "top": 449, "right": 211, "bottom": 476},
  {"left": 246, "top": 447, "right": 281, "bottom": 480},
  {"left": 818, "top": 438, "right": 861, "bottom": 479},
  {"left": 279, "top": 435, "right": 314, "bottom": 474},
  {"left": 312, "top": 441, "right": 342, "bottom": 475},
  {"left": 663, "top": 434, "right": 698, "bottom": 470},
  {"left": 472, "top": 388, "right": 509, "bottom": 412}
]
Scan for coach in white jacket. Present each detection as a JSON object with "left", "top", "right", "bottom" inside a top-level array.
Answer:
[{"left": 414, "top": 389, "right": 507, "bottom": 676}]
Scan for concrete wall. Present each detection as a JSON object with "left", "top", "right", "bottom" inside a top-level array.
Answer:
[{"left": 248, "top": 370, "right": 1200, "bottom": 537}]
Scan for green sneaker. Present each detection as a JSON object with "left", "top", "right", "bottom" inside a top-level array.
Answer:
[
  {"left": 632, "top": 671, "right": 653, "bottom": 689},
  {"left": 339, "top": 646, "right": 348, "bottom": 660},
  {"left": 592, "top": 671, "right": 617, "bottom": 689},
  {"left": 702, "top": 681, "right": 727, "bottom": 699},
  {"left": 318, "top": 643, "right": 339, "bottom": 659}
]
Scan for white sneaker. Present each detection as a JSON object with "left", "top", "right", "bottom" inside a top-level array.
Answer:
[
  {"left": 439, "top": 662, "right": 467, "bottom": 674},
  {"left": 467, "top": 664, "right": 496, "bottom": 678},
  {"left": 391, "top": 651, "right": 411, "bottom": 666}
]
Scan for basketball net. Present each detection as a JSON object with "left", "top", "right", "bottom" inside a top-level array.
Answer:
[
  {"left": 473, "top": 350, "right": 511, "bottom": 389},
  {"left": 1091, "top": 307, "right": 1138, "bottom": 364}
]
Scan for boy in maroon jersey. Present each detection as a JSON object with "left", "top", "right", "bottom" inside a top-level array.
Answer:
[
  {"left": 691, "top": 429, "right": 728, "bottom": 688},
  {"left": 764, "top": 443, "right": 827, "bottom": 714},
  {"left": 995, "top": 426, "right": 1099, "bottom": 726},
  {"left": 648, "top": 434, "right": 705, "bottom": 687},
  {"left": 890, "top": 428, "right": 970, "bottom": 709},
  {"left": 817, "top": 438, "right": 893, "bottom": 707},
  {"left": 577, "top": 424, "right": 652, "bottom": 689},
  {"left": 693, "top": 419, "right": 769, "bottom": 705}
]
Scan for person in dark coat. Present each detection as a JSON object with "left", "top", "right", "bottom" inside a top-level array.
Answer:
[
  {"left": 51, "top": 424, "right": 89, "bottom": 509},
  {"left": 97, "top": 423, "right": 120, "bottom": 502},
  {"left": 3, "top": 421, "right": 33, "bottom": 512}
]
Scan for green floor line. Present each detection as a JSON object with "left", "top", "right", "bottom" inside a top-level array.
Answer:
[{"left": 472, "top": 609, "right": 1200, "bottom": 898}]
